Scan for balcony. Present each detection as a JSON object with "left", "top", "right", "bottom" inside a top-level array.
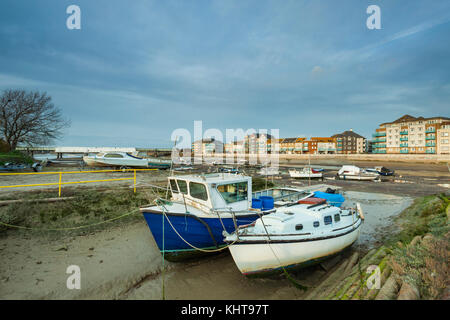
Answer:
[
  {"left": 425, "top": 142, "right": 436, "bottom": 147},
  {"left": 372, "top": 132, "right": 386, "bottom": 137},
  {"left": 426, "top": 149, "right": 436, "bottom": 154},
  {"left": 400, "top": 143, "right": 408, "bottom": 147},
  {"left": 373, "top": 138, "right": 386, "bottom": 143},
  {"left": 400, "top": 131, "right": 408, "bottom": 135},
  {"left": 400, "top": 150, "right": 409, "bottom": 154},
  {"left": 400, "top": 137, "right": 408, "bottom": 141},
  {"left": 372, "top": 150, "right": 386, "bottom": 154},
  {"left": 425, "top": 128, "right": 436, "bottom": 133},
  {"left": 425, "top": 136, "right": 436, "bottom": 140},
  {"left": 373, "top": 144, "right": 386, "bottom": 148}
]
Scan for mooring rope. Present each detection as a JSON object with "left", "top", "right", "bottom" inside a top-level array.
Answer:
[
  {"left": 0, "top": 208, "right": 140, "bottom": 231},
  {"left": 154, "top": 199, "right": 238, "bottom": 253}
]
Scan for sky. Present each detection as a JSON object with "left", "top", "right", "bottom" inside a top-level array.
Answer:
[{"left": 0, "top": 0, "right": 449, "bottom": 148}]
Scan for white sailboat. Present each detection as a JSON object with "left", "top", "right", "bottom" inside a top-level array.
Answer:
[{"left": 289, "top": 167, "right": 323, "bottom": 179}]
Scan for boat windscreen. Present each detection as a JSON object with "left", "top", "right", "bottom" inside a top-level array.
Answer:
[{"left": 217, "top": 182, "right": 248, "bottom": 204}]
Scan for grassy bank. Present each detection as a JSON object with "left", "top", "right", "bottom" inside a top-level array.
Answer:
[
  {"left": 0, "top": 151, "right": 34, "bottom": 165},
  {"left": 314, "top": 194, "right": 449, "bottom": 300},
  {"left": 0, "top": 187, "right": 165, "bottom": 237}
]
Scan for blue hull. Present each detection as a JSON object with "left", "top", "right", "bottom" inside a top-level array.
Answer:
[{"left": 142, "top": 210, "right": 260, "bottom": 261}]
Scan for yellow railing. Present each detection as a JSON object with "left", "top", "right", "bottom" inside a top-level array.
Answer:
[{"left": 0, "top": 168, "right": 157, "bottom": 196}]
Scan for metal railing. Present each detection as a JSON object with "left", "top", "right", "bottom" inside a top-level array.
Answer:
[{"left": 0, "top": 168, "right": 157, "bottom": 197}]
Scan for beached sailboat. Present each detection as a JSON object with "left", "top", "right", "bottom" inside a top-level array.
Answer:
[
  {"left": 140, "top": 173, "right": 315, "bottom": 261},
  {"left": 224, "top": 198, "right": 363, "bottom": 276},
  {"left": 289, "top": 167, "right": 323, "bottom": 179},
  {"left": 337, "top": 165, "right": 379, "bottom": 181}
]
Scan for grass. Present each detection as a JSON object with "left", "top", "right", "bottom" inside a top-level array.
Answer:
[
  {"left": 385, "top": 194, "right": 449, "bottom": 299},
  {"left": 0, "top": 187, "right": 165, "bottom": 238},
  {"left": 0, "top": 151, "right": 34, "bottom": 166}
]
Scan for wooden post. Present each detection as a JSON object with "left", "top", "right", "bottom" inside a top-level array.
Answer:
[
  {"left": 133, "top": 169, "right": 136, "bottom": 193},
  {"left": 58, "top": 172, "right": 62, "bottom": 197}
]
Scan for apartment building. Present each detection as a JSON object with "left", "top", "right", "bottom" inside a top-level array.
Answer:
[
  {"left": 332, "top": 130, "right": 367, "bottom": 154},
  {"left": 372, "top": 115, "right": 450, "bottom": 154},
  {"left": 437, "top": 122, "right": 450, "bottom": 155},
  {"left": 192, "top": 138, "right": 224, "bottom": 156}
]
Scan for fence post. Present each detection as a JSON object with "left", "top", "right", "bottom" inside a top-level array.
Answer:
[
  {"left": 58, "top": 172, "right": 62, "bottom": 197},
  {"left": 133, "top": 169, "right": 136, "bottom": 193}
]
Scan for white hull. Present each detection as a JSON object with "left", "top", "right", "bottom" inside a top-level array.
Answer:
[
  {"left": 228, "top": 223, "right": 361, "bottom": 275},
  {"left": 338, "top": 174, "right": 378, "bottom": 181},
  {"left": 83, "top": 156, "right": 148, "bottom": 168},
  {"left": 289, "top": 172, "right": 323, "bottom": 179}
]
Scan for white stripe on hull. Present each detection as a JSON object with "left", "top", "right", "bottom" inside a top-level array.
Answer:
[{"left": 228, "top": 225, "right": 361, "bottom": 275}]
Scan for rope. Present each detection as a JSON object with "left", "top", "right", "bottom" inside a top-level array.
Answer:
[
  {"left": 0, "top": 208, "right": 140, "bottom": 231},
  {"left": 154, "top": 199, "right": 238, "bottom": 253}
]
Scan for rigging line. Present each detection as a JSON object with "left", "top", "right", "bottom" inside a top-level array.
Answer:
[
  {"left": 154, "top": 200, "right": 238, "bottom": 253},
  {"left": 0, "top": 209, "right": 140, "bottom": 231},
  {"left": 253, "top": 209, "right": 307, "bottom": 290}
]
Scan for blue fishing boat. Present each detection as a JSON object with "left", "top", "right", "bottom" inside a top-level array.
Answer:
[{"left": 140, "top": 173, "right": 314, "bottom": 261}]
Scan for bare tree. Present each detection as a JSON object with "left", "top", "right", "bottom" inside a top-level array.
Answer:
[{"left": 0, "top": 89, "right": 70, "bottom": 151}]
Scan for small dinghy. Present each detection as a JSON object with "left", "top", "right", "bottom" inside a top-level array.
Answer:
[{"left": 224, "top": 200, "right": 364, "bottom": 276}]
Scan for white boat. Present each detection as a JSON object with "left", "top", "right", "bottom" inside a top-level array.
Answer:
[
  {"left": 83, "top": 152, "right": 149, "bottom": 168},
  {"left": 337, "top": 165, "right": 379, "bottom": 181},
  {"left": 258, "top": 167, "right": 279, "bottom": 176},
  {"left": 289, "top": 167, "right": 323, "bottom": 179},
  {"left": 224, "top": 198, "right": 364, "bottom": 276}
]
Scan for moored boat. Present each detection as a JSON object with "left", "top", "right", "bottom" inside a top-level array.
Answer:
[
  {"left": 337, "top": 165, "right": 379, "bottom": 181},
  {"left": 224, "top": 199, "right": 363, "bottom": 276},
  {"left": 289, "top": 167, "right": 323, "bottom": 179},
  {"left": 140, "top": 173, "right": 314, "bottom": 261}
]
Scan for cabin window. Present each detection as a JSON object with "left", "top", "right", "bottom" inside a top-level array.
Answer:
[
  {"left": 189, "top": 182, "right": 208, "bottom": 201},
  {"left": 324, "top": 216, "right": 332, "bottom": 225},
  {"left": 177, "top": 180, "right": 188, "bottom": 194},
  {"left": 169, "top": 179, "right": 179, "bottom": 193},
  {"left": 313, "top": 221, "right": 320, "bottom": 228},
  {"left": 334, "top": 214, "right": 340, "bottom": 222},
  {"left": 104, "top": 153, "right": 123, "bottom": 158},
  {"left": 217, "top": 182, "right": 248, "bottom": 204},
  {"left": 295, "top": 224, "right": 303, "bottom": 231}
]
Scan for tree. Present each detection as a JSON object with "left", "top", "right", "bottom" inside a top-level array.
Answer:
[{"left": 0, "top": 89, "right": 70, "bottom": 151}]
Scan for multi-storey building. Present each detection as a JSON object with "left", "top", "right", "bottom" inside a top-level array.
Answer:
[
  {"left": 437, "top": 121, "right": 450, "bottom": 155},
  {"left": 192, "top": 138, "right": 224, "bottom": 156},
  {"left": 372, "top": 115, "right": 450, "bottom": 154},
  {"left": 332, "top": 130, "right": 367, "bottom": 154}
]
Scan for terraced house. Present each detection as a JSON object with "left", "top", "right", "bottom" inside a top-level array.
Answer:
[{"left": 371, "top": 115, "right": 450, "bottom": 154}]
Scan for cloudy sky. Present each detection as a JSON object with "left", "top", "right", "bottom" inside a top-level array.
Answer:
[{"left": 0, "top": 0, "right": 449, "bottom": 147}]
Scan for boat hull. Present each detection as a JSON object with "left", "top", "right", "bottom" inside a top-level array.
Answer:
[
  {"left": 338, "top": 174, "right": 378, "bottom": 181},
  {"left": 228, "top": 223, "right": 361, "bottom": 276},
  {"left": 142, "top": 210, "right": 260, "bottom": 261}
]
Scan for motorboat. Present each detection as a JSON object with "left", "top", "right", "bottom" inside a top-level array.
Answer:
[
  {"left": 224, "top": 198, "right": 364, "bottom": 276},
  {"left": 82, "top": 152, "right": 171, "bottom": 169},
  {"left": 289, "top": 167, "right": 323, "bottom": 179},
  {"left": 258, "top": 167, "right": 279, "bottom": 176},
  {"left": 140, "top": 173, "right": 315, "bottom": 261},
  {"left": 337, "top": 165, "right": 380, "bottom": 181},
  {"left": 375, "top": 166, "right": 395, "bottom": 176}
]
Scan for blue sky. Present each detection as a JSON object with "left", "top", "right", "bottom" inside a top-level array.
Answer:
[{"left": 0, "top": 0, "right": 449, "bottom": 147}]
